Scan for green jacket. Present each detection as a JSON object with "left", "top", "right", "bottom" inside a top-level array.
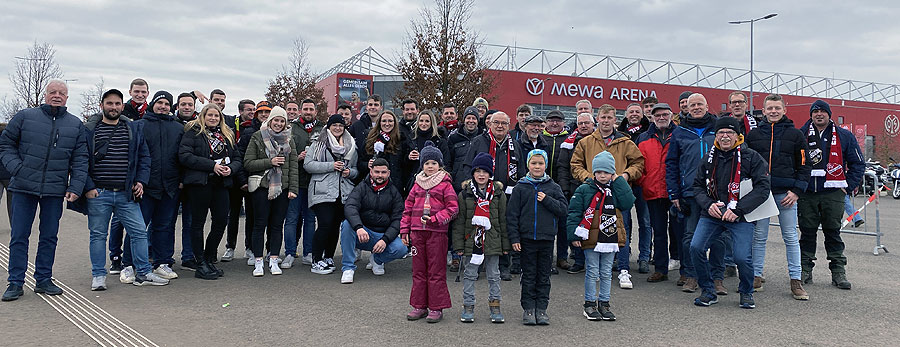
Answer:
[
  {"left": 452, "top": 180, "right": 510, "bottom": 256},
  {"left": 566, "top": 176, "right": 635, "bottom": 249},
  {"left": 243, "top": 131, "right": 300, "bottom": 195},
  {"left": 290, "top": 120, "right": 322, "bottom": 188}
]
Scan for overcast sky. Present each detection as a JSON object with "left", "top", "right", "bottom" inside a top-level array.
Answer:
[{"left": 2, "top": 0, "right": 899, "bottom": 116}]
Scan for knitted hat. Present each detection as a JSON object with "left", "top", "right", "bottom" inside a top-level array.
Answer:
[
  {"left": 472, "top": 97, "right": 489, "bottom": 108},
  {"left": 419, "top": 141, "right": 444, "bottom": 168},
  {"left": 149, "top": 91, "right": 173, "bottom": 113},
  {"left": 715, "top": 116, "right": 741, "bottom": 133},
  {"left": 810, "top": 99, "right": 832, "bottom": 117},
  {"left": 592, "top": 151, "right": 616, "bottom": 174},
  {"left": 679, "top": 91, "right": 693, "bottom": 101},
  {"left": 255, "top": 100, "right": 272, "bottom": 113},
  {"left": 327, "top": 113, "right": 346, "bottom": 127},
  {"left": 471, "top": 152, "right": 494, "bottom": 177},
  {"left": 268, "top": 106, "right": 287, "bottom": 121},
  {"left": 463, "top": 106, "right": 480, "bottom": 120},
  {"left": 527, "top": 149, "right": 548, "bottom": 163}
]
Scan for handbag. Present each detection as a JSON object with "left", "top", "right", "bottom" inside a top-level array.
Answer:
[{"left": 248, "top": 174, "right": 263, "bottom": 192}]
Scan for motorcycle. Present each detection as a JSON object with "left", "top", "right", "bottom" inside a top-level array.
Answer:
[
  {"left": 858, "top": 159, "right": 886, "bottom": 196},
  {"left": 889, "top": 158, "right": 900, "bottom": 199}
]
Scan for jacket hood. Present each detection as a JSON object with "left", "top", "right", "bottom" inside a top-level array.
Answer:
[{"left": 714, "top": 134, "right": 745, "bottom": 151}]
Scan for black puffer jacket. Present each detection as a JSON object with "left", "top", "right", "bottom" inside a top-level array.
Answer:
[
  {"left": 178, "top": 125, "right": 242, "bottom": 187},
  {"left": 136, "top": 112, "right": 184, "bottom": 199},
  {"left": 557, "top": 133, "right": 587, "bottom": 197},
  {"left": 746, "top": 116, "right": 810, "bottom": 195},
  {"left": 506, "top": 177, "right": 568, "bottom": 244},
  {"left": 446, "top": 127, "right": 483, "bottom": 191},
  {"left": 462, "top": 132, "right": 526, "bottom": 194},
  {"left": 344, "top": 176, "right": 405, "bottom": 244},
  {"left": 235, "top": 118, "right": 263, "bottom": 185},
  {"left": 692, "top": 142, "right": 771, "bottom": 222}
]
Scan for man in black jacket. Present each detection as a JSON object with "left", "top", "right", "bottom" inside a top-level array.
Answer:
[
  {"left": 689, "top": 116, "right": 770, "bottom": 309},
  {"left": 746, "top": 94, "right": 809, "bottom": 299},
  {"left": 447, "top": 107, "right": 483, "bottom": 191},
  {"left": 338, "top": 159, "right": 408, "bottom": 284},
  {"left": 348, "top": 94, "right": 383, "bottom": 143},
  {"left": 122, "top": 78, "right": 150, "bottom": 120}
]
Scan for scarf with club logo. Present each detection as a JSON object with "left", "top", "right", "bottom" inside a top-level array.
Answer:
[
  {"left": 575, "top": 180, "right": 619, "bottom": 253},
  {"left": 706, "top": 139, "right": 742, "bottom": 210},
  {"left": 560, "top": 132, "right": 578, "bottom": 150},
  {"left": 468, "top": 180, "right": 493, "bottom": 264},
  {"left": 488, "top": 132, "right": 518, "bottom": 186},
  {"left": 807, "top": 121, "right": 847, "bottom": 188}
]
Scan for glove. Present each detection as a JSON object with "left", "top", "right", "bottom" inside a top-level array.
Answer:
[{"left": 574, "top": 226, "right": 589, "bottom": 240}]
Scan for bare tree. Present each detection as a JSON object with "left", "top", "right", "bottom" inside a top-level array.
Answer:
[
  {"left": 265, "top": 37, "right": 327, "bottom": 120},
  {"left": 0, "top": 94, "right": 24, "bottom": 122},
  {"left": 79, "top": 77, "right": 106, "bottom": 120},
  {"left": 9, "top": 41, "right": 64, "bottom": 108},
  {"left": 395, "top": 0, "right": 494, "bottom": 113}
]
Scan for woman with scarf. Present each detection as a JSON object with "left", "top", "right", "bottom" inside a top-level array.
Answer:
[
  {"left": 403, "top": 110, "right": 449, "bottom": 190},
  {"left": 179, "top": 104, "right": 242, "bottom": 280},
  {"left": 244, "top": 106, "right": 299, "bottom": 277},
  {"left": 360, "top": 110, "right": 404, "bottom": 192},
  {"left": 567, "top": 151, "right": 635, "bottom": 321},
  {"left": 304, "top": 114, "right": 359, "bottom": 275}
]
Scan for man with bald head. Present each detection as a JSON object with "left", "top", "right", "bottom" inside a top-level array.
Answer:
[{"left": 1, "top": 80, "right": 89, "bottom": 301}]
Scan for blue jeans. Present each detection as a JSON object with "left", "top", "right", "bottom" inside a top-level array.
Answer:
[
  {"left": 88, "top": 189, "right": 151, "bottom": 277},
  {"left": 753, "top": 192, "right": 801, "bottom": 280},
  {"left": 284, "top": 188, "right": 316, "bottom": 257},
  {"left": 680, "top": 197, "right": 726, "bottom": 279},
  {"left": 584, "top": 249, "right": 616, "bottom": 302},
  {"left": 691, "top": 216, "right": 754, "bottom": 295},
  {"left": 140, "top": 193, "right": 179, "bottom": 267},
  {"left": 844, "top": 195, "right": 862, "bottom": 223},
  {"left": 339, "top": 220, "right": 408, "bottom": 272},
  {"left": 180, "top": 198, "right": 193, "bottom": 261},
  {"left": 7, "top": 192, "right": 63, "bottom": 286}
]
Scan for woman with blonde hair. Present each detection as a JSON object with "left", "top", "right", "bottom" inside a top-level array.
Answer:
[{"left": 403, "top": 110, "right": 448, "bottom": 189}]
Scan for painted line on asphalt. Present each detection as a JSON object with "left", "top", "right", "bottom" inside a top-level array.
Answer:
[{"left": 0, "top": 242, "right": 158, "bottom": 347}]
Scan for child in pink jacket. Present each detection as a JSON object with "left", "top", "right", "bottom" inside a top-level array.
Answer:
[{"left": 401, "top": 141, "right": 459, "bottom": 323}]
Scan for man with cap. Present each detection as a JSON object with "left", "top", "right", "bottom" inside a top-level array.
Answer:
[
  {"left": 447, "top": 106, "right": 484, "bottom": 191},
  {"left": 618, "top": 102, "right": 653, "bottom": 274},
  {"left": 519, "top": 113, "right": 548, "bottom": 156},
  {"left": 798, "top": 100, "right": 864, "bottom": 290},
  {"left": 556, "top": 112, "right": 595, "bottom": 274},
  {"left": 233, "top": 100, "right": 271, "bottom": 262},
  {"left": 0, "top": 79, "right": 89, "bottom": 301},
  {"left": 666, "top": 93, "right": 725, "bottom": 293},
  {"left": 118, "top": 90, "right": 184, "bottom": 284},
  {"left": 689, "top": 116, "right": 770, "bottom": 309},
  {"left": 636, "top": 103, "right": 681, "bottom": 282},
  {"left": 570, "top": 104, "right": 644, "bottom": 289},
  {"left": 746, "top": 94, "right": 810, "bottom": 299},
  {"left": 77, "top": 89, "right": 169, "bottom": 289}
]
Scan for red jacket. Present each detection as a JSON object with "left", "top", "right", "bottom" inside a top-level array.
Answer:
[
  {"left": 400, "top": 172, "right": 459, "bottom": 234},
  {"left": 635, "top": 123, "right": 672, "bottom": 200}
]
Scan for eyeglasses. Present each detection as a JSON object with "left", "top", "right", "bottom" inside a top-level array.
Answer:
[
  {"left": 491, "top": 120, "right": 510, "bottom": 126},
  {"left": 730, "top": 100, "right": 747, "bottom": 105},
  {"left": 576, "top": 121, "right": 594, "bottom": 126},
  {"left": 716, "top": 130, "right": 737, "bottom": 136}
]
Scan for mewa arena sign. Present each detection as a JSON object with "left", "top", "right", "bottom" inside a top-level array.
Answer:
[{"left": 525, "top": 77, "right": 658, "bottom": 102}]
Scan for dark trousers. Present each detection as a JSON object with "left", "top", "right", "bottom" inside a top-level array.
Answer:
[
  {"left": 186, "top": 183, "right": 230, "bottom": 262},
  {"left": 310, "top": 201, "right": 344, "bottom": 262},
  {"left": 226, "top": 186, "right": 253, "bottom": 251},
  {"left": 556, "top": 214, "right": 584, "bottom": 266},
  {"left": 139, "top": 193, "right": 179, "bottom": 267},
  {"left": 108, "top": 217, "right": 124, "bottom": 261},
  {"left": 250, "top": 189, "right": 289, "bottom": 257},
  {"left": 648, "top": 198, "right": 677, "bottom": 274},
  {"left": 668, "top": 207, "right": 680, "bottom": 259},
  {"left": 7, "top": 192, "right": 63, "bottom": 286},
  {"left": 519, "top": 239, "right": 553, "bottom": 311},
  {"left": 798, "top": 189, "right": 848, "bottom": 274},
  {"left": 179, "top": 196, "right": 193, "bottom": 261}
]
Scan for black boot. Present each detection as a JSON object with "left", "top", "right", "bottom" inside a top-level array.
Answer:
[
  {"left": 194, "top": 259, "right": 218, "bottom": 280},
  {"left": 207, "top": 259, "right": 224, "bottom": 277}
]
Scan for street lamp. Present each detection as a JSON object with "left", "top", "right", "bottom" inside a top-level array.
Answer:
[{"left": 729, "top": 13, "right": 777, "bottom": 113}]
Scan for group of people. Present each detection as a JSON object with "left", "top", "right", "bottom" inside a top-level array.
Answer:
[{"left": 0, "top": 78, "right": 865, "bottom": 326}]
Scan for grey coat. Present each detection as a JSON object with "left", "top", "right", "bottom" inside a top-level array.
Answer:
[{"left": 303, "top": 128, "right": 359, "bottom": 207}]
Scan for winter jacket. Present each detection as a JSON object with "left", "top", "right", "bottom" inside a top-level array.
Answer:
[
  {"left": 82, "top": 118, "right": 150, "bottom": 195},
  {"left": 506, "top": 177, "right": 568, "bottom": 244},
  {"left": 0, "top": 105, "right": 89, "bottom": 197},
  {"left": 0, "top": 127, "right": 11, "bottom": 181},
  {"left": 235, "top": 118, "right": 263, "bottom": 186},
  {"left": 290, "top": 119, "right": 323, "bottom": 189},
  {"left": 348, "top": 112, "right": 374, "bottom": 143},
  {"left": 635, "top": 122, "right": 674, "bottom": 200},
  {"left": 452, "top": 180, "right": 510, "bottom": 256},
  {"left": 357, "top": 143, "right": 405, "bottom": 193},
  {"left": 746, "top": 116, "right": 810, "bottom": 195},
  {"left": 617, "top": 117, "right": 650, "bottom": 140},
  {"left": 461, "top": 132, "right": 526, "bottom": 194},
  {"left": 541, "top": 130, "right": 570, "bottom": 184},
  {"left": 447, "top": 127, "right": 483, "bottom": 191},
  {"left": 519, "top": 135, "right": 549, "bottom": 160},
  {"left": 243, "top": 130, "right": 300, "bottom": 195},
  {"left": 557, "top": 133, "right": 587, "bottom": 197},
  {"left": 121, "top": 99, "right": 146, "bottom": 120},
  {"left": 135, "top": 112, "right": 184, "bottom": 200},
  {"left": 570, "top": 130, "right": 645, "bottom": 184},
  {"left": 402, "top": 130, "right": 450, "bottom": 190},
  {"left": 178, "top": 125, "right": 242, "bottom": 188},
  {"left": 344, "top": 176, "right": 405, "bottom": 244},
  {"left": 400, "top": 172, "right": 459, "bottom": 235},
  {"left": 691, "top": 142, "right": 771, "bottom": 222},
  {"left": 665, "top": 114, "right": 717, "bottom": 200},
  {"left": 798, "top": 120, "right": 865, "bottom": 193},
  {"left": 566, "top": 177, "right": 635, "bottom": 248},
  {"left": 303, "top": 129, "right": 358, "bottom": 207}
]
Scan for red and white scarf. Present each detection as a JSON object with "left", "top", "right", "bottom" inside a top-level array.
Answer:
[
  {"left": 808, "top": 121, "right": 847, "bottom": 188},
  {"left": 440, "top": 119, "right": 459, "bottom": 132},
  {"left": 469, "top": 180, "right": 493, "bottom": 263},
  {"left": 560, "top": 132, "right": 578, "bottom": 150},
  {"left": 575, "top": 181, "right": 619, "bottom": 253},
  {"left": 706, "top": 143, "right": 742, "bottom": 210},
  {"left": 742, "top": 113, "right": 757, "bottom": 134},
  {"left": 373, "top": 131, "right": 390, "bottom": 154},
  {"left": 487, "top": 132, "right": 518, "bottom": 192},
  {"left": 371, "top": 176, "right": 389, "bottom": 192},
  {"left": 300, "top": 118, "right": 317, "bottom": 133},
  {"left": 130, "top": 100, "right": 147, "bottom": 119}
]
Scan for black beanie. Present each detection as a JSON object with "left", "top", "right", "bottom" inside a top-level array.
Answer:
[
  {"left": 809, "top": 100, "right": 832, "bottom": 117},
  {"left": 715, "top": 116, "right": 741, "bottom": 133},
  {"left": 327, "top": 114, "right": 346, "bottom": 127},
  {"left": 679, "top": 91, "right": 693, "bottom": 101},
  {"left": 150, "top": 91, "right": 173, "bottom": 113},
  {"left": 471, "top": 152, "right": 494, "bottom": 177}
]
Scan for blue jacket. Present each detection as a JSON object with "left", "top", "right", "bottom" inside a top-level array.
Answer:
[
  {"left": 82, "top": 118, "right": 151, "bottom": 197},
  {"left": 665, "top": 114, "right": 716, "bottom": 200},
  {"left": 799, "top": 120, "right": 865, "bottom": 193},
  {"left": 0, "top": 105, "right": 89, "bottom": 197},
  {"left": 506, "top": 177, "right": 568, "bottom": 244},
  {"left": 135, "top": 112, "right": 184, "bottom": 199}
]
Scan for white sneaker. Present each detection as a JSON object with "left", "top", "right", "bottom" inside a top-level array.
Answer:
[
  {"left": 618, "top": 270, "right": 634, "bottom": 289},
  {"left": 301, "top": 254, "right": 313, "bottom": 266},
  {"left": 366, "top": 255, "right": 374, "bottom": 270},
  {"left": 247, "top": 255, "right": 256, "bottom": 266},
  {"left": 325, "top": 258, "right": 335, "bottom": 269},
  {"left": 668, "top": 259, "right": 680, "bottom": 271},
  {"left": 311, "top": 260, "right": 334, "bottom": 275},
  {"left": 447, "top": 251, "right": 452, "bottom": 265},
  {"left": 269, "top": 258, "right": 283, "bottom": 275},
  {"left": 133, "top": 272, "right": 169, "bottom": 286},
  {"left": 153, "top": 264, "right": 178, "bottom": 280},
  {"left": 245, "top": 249, "right": 254, "bottom": 259},
  {"left": 281, "top": 254, "right": 295, "bottom": 269},
  {"left": 221, "top": 248, "right": 235, "bottom": 262},
  {"left": 119, "top": 266, "right": 135, "bottom": 284},
  {"left": 91, "top": 276, "right": 107, "bottom": 291},
  {"left": 253, "top": 259, "right": 264, "bottom": 277},
  {"left": 341, "top": 270, "right": 355, "bottom": 284},
  {"left": 372, "top": 260, "right": 385, "bottom": 276}
]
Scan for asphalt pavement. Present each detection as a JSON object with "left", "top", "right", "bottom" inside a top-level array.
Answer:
[{"left": 0, "top": 194, "right": 897, "bottom": 346}]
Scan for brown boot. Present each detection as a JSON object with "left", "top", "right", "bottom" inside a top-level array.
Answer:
[
  {"left": 791, "top": 279, "right": 809, "bottom": 300},
  {"left": 676, "top": 274, "right": 687, "bottom": 286},
  {"left": 647, "top": 272, "right": 668, "bottom": 282},
  {"left": 556, "top": 259, "right": 571, "bottom": 270},
  {"left": 753, "top": 276, "right": 764, "bottom": 292},
  {"left": 682, "top": 277, "right": 698, "bottom": 293},
  {"left": 714, "top": 280, "right": 728, "bottom": 295}
]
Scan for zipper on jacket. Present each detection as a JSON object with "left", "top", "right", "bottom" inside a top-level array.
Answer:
[
  {"left": 533, "top": 187, "right": 538, "bottom": 240},
  {"left": 39, "top": 117, "right": 58, "bottom": 198},
  {"left": 768, "top": 123, "right": 775, "bottom": 173}
]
